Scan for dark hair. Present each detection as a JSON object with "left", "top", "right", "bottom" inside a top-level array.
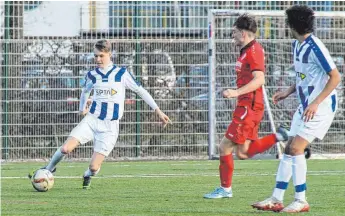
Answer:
[
  {"left": 286, "top": 5, "right": 315, "bottom": 35},
  {"left": 94, "top": 40, "right": 111, "bottom": 52},
  {"left": 233, "top": 14, "right": 257, "bottom": 33}
]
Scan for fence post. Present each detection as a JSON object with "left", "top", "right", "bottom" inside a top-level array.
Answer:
[
  {"left": 134, "top": 1, "right": 141, "bottom": 157},
  {"left": 3, "top": 1, "right": 11, "bottom": 160}
]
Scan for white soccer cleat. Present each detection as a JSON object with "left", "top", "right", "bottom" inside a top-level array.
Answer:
[
  {"left": 280, "top": 199, "right": 310, "bottom": 213},
  {"left": 251, "top": 196, "right": 284, "bottom": 212},
  {"left": 203, "top": 187, "right": 233, "bottom": 199}
]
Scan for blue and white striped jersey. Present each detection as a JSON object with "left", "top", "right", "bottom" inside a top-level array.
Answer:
[
  {"left": 79, "top": 63, "right": 158, "bottom": 121},
  {"left": 293, "top": 34, "right": 337, "bottom": 114}
]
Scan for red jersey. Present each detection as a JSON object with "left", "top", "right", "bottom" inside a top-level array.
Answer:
[{"left": 235, "top": 40, "right": 265, "bottom": 110}]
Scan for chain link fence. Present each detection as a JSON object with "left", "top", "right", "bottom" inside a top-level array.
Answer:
[{"left": 1, "top": 1, "right": 344, "bottom": 160}]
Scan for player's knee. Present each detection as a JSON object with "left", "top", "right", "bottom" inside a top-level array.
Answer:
[
  {"left": 236, "top": 151, "right": 248, "bottom": 160},
  {"left": 60, "top": 145, "right": 71, "bottom": 154},
  {"left": 219, "top": 143, "right": 228, "bottom": 154},
  {"left": 89, "top": 164, "right": 101, "bottom": 173},
  {"left": 61, "top": 137, "right": 79, "bottom": 154},
  {"left": 289, "top": 145, "right": 303, "bottom": 156}
]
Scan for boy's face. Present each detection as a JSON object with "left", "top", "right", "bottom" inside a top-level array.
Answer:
[
  {"left": 288, "top": 27, "right": 300, "bottom": 40},
  {"left": 94, "top": 49, "right": 111, "bottom": 68},
  {"left": 232, "top": 27, "right": 245, "bottom": 47}
]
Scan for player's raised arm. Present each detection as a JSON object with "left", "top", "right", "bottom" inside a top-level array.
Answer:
[{"left": 123, "top": 69, "right": 172, "bottom": 127}]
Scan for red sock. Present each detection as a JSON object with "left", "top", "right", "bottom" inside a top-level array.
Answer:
[
  {"left": 219, "top": 154, "right": 234, "bottom": 188},
  {"left": 247, "top": 134, "right": 277, "bottom": 158}
]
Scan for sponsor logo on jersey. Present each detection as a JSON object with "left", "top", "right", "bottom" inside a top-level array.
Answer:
[
  {"left": 95, "top": 89, "right": 117, "bottom": 96},
  {"left": 296, "top": 72, "right": 306, "bottom": 80}
]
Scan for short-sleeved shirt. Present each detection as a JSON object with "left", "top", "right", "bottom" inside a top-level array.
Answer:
[
  {"left": 235, "top": 40, "right": 265, "bottom": 110},
  {"left": 293, "top": 34, "right": 337, "bottom": 114}
]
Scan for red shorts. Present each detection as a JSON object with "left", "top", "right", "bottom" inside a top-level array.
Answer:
[{"left": 225, "top": 106, "right": 264, "bottom": 144}]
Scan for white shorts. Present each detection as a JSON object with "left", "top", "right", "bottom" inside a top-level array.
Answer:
[
  {"left": 289, "top": 106, "right": 336, "bottom": 143},
  {"left": 69, "top": 114, "right": 119, "bottom": 156}
]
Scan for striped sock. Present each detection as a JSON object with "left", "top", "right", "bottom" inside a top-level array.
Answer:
[
  {"left": 292, "top": 154, "right": 307, "bottom": 201},
  {"left": 272, "top": 154, "right": 292, "bottom": 201}
]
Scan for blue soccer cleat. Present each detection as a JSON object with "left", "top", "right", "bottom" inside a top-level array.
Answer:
[{"left": 203, "top": 187, "right": 233, "bottom": 199}]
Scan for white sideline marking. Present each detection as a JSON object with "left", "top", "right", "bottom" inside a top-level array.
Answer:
[{"left": 2, "top": 171, "right": 345, "bottom": 179}]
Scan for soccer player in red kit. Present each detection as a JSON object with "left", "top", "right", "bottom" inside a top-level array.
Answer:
[{"left": 204, "top": 14, "right": 289, "bottom": 199}]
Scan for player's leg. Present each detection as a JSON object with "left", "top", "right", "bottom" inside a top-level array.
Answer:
[
  {"left": 252, "top": 108, "right": 302, "bottom": 211},
  {"left": 82, "top": 119, "right": 119, "bottom": 189},
  {"left": 280, "top": 135, "right": 310, "bottom": 213},
  {"left": 203, "top": 136, "right": 236, "bottom": 198},
  {"left": 46, "top": 137, "right": 81, "bottom": 171},
  {"left": 204, "top": 106, "right": 254, "bottom": 198},
  {"left": 28, "top": 115, "right": 94, "bottom": 179},
  {"left": 251, "top": 137, "right": 294, "bottom": 212},
  {"left": 236, "top": 107, "right": 289, "bottom": 159},
  {"left": 245, "top": 126, "right": 289, "bottom": 158},
  {"left": 82, "top": 152, "right": 105, "bottom": 189},
  {"left": 281, "top": 109, "right": 336, "bottom": 213},
  {"left": 47, "top": 115, "right": 95, "bottom": 171}
]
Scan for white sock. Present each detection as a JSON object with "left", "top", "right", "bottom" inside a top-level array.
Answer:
[
  {"left": 272, "top": 154, "right": 292, "bottom": 201},
  {"left": 221, "top": 186, "right": 232, "bottom": 192},
  {"left": 84, "top": 168, "right": 100, "bottom": 177},
  {"left": 292, "top": 154, "right": 307, "bottom": 201},
  {"left": 46, "top": 147, "right": 66, "bottom": 171}
]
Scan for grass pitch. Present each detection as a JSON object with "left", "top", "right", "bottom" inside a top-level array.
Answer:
[{"left": 2, "top": 160, "right": 345, "bottom": 216}]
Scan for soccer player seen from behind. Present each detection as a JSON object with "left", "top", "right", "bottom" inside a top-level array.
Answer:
[
  {"left": 252, "top": 5, "right": 341, "bottom": 213},
  {"left": 204, "top": 14, "right": 289, "bottom": 199},
  {"left": 29, "top": 40, "right": 172, "bottom": 189}
]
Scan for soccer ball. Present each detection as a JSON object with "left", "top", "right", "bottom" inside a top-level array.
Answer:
[{"left": 31, "top": 169, "right": 54, "bottom": 192}]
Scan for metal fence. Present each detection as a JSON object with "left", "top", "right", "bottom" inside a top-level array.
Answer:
[{"left": 1, "top": 1, "right": 344, "bottom": 160}]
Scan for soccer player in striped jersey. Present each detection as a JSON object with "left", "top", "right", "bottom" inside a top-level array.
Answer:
[
  {"left": 29, "top": 40, "right": 171, "bottom": 189},
  {"left": 252, "top": 5, "right": 341, "bottom": 213}
]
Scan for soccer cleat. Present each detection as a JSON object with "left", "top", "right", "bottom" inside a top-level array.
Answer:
[
  {"left": 28, "top": 167, "right": 56, "bottom": 179},
  {"left": 277, "top": 125, "right": 289, "bottom": 142},
  {"left": 82, "top": 176, "right": 91, "bottom": 189},
  {"left": 203, "top": 187, "right": 233, "bottom": 199},
  {"left": 251, "top": 196, "right": 284, "bottom": 212},
  {"left": 280, "top": 199, "right": 310, "bottom": 213}
]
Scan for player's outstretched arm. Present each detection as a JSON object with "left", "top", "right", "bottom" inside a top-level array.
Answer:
[{"left": 124, "top": 69, "right": 172, "bottom": 127}]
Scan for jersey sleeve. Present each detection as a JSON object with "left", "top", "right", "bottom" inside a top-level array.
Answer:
[
  {"left": 123, "top": 69, "right": 142, "bottom": 91},
  {"left": 123, "top": 69, "right": 158, "bottom": 110},
  {"left": 311, "top": 41, "right": 336, "bottom": 73},
  {"left": 247, "top": 45, "right": 265, "bottom": 73},
  {"left": 79, "top": 72, "right": 94, "bottom": 111}
]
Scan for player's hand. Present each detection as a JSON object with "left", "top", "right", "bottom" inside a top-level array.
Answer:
[
  {"left": 223, "top": 89, "right": 239, "bottom": 98},
  {"left": 78, "top": 110, "right": 88, "bottom": 116},
  {"left": 272, "top": 91, "right": 288, "bottom": 104},
  {"left": 79, "top": 98, "right": 93, "bottom": 116},
  {"left": 303, "top": 101, "right": 319, "bottom": 122},
  {"left": 155, "top": 108, "right": 172, "bottom": 128},
  {"left": 86, "top": 98, "right": 92, "bottom": 107}
]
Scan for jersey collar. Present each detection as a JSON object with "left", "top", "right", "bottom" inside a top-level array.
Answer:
[
  {"left": 240, "top": 39, "right": 256, "bottom": 55},
  {"left": 97, "top": 62, "right": 114, "bottom": 73}
]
